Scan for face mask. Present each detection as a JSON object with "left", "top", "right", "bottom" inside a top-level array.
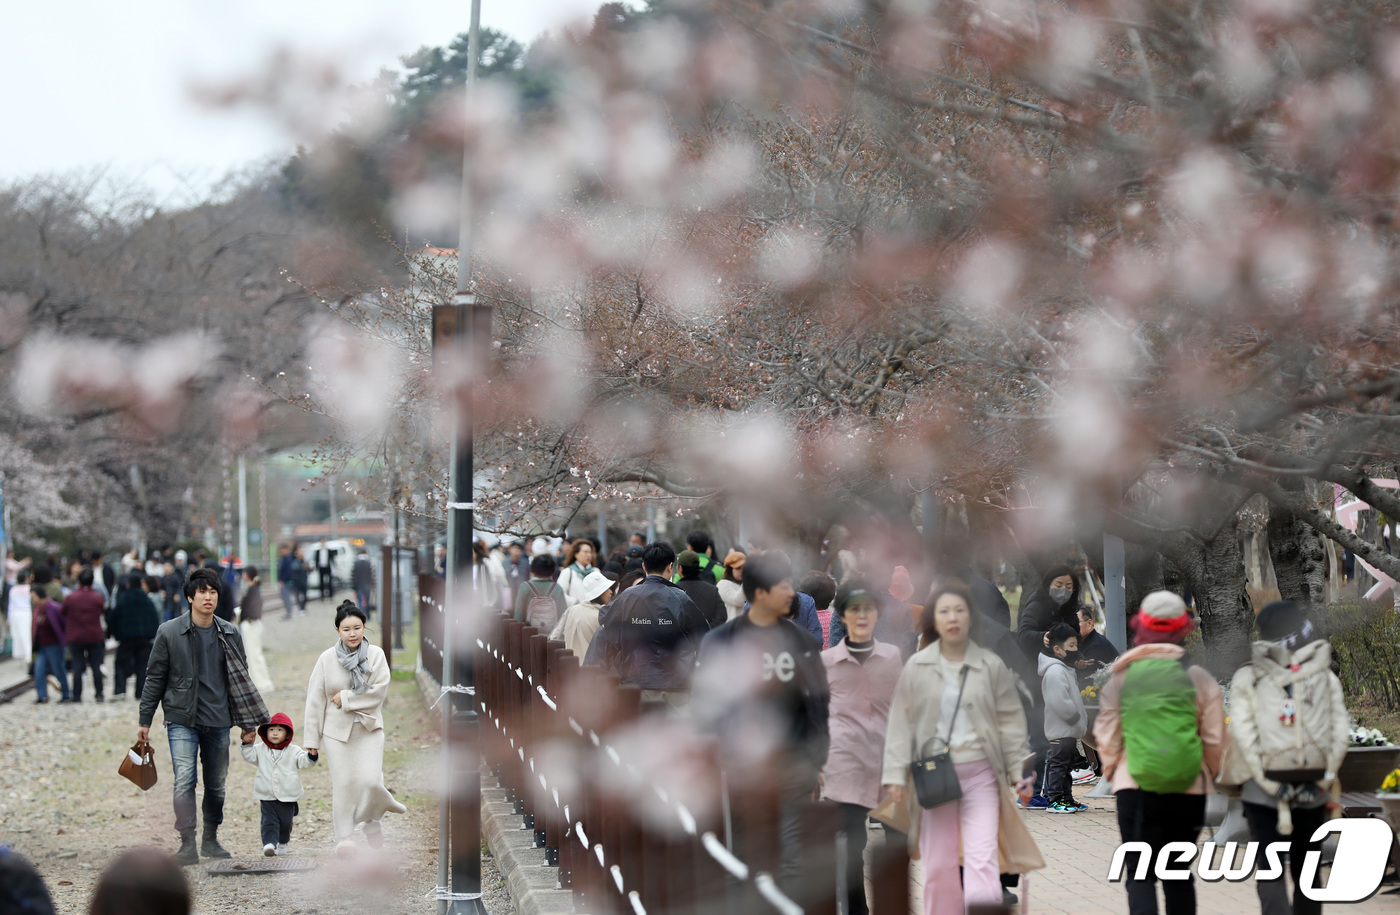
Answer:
[{"left": 1049, "top": 587, "right": 1072, "bottom": 606}]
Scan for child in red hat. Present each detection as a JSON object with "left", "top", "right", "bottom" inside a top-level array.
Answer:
[{"left": 240, "top": 712, "right": 319, "bottom": 856}]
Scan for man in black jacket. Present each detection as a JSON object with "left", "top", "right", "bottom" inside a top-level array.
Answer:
[
  {"left": 137, "top": 568, "right": 267, "bottom": 865},
  {"left": 583, "top": 541, "right": 709, "bottom": 709},
  {"left": 693, "top": 551, "right": 830, "bottom": 902},
  {"left": 675, "top": 549, "right": 726, "bottom": 628}
]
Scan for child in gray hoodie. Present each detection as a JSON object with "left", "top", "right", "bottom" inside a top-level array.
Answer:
[{"left": 1039, "top": 622, "right": 1088, "bottom": 813}]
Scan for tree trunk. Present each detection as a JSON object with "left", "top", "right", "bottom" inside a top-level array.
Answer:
[
  {"left": 1267, "top": 504, "right": 1328, "bottom": 620},
  {"left": 1181, "top": 515, "right": 1255, "bottom": 678}
]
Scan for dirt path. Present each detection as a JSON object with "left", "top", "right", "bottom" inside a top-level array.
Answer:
[{"left": 0, "top": 595, "right": 511, "bottom": 915}]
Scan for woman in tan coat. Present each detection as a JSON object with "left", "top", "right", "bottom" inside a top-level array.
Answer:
[
  {"left": 882, "top": 581, "right": 1043, "bottom": 915},
  {"left": 303, "top": 601, "right": 406, "bottom": 855}
]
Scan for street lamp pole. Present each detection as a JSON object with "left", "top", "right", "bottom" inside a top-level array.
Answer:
[{"left": 437, "top": 2, "right": 486, "bottom": 913}]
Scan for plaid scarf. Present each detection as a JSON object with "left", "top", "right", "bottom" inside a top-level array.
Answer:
[{"left": 215, "top": 627, "right": 269, "bottom": 730}]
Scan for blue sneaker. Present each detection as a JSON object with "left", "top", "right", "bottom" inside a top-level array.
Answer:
[
  {"left": 1047, "top": 801, "right": 1080, "bottom": 814},
  {"left": 1020, "top": 795, "right": 1051, "bottom": 810},
  {"left": 1072, "top": 801, "right": 1089, "bottom": 811}
]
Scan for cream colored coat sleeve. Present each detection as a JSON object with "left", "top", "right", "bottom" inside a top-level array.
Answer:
[{"left": 881, "top": 661, "right": 919, "bottom": 788}]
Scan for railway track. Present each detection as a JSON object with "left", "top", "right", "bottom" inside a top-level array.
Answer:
[{"left": 0, "top": 676, "right": 36, "bottom": 703}]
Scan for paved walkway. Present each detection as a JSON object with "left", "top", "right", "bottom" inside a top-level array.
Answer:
[{"left": 893, "top": 792, "right": 1400, "bottom": 914}]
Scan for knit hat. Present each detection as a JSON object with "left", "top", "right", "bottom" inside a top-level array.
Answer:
[
  {"left": 888, "top": 565, "right": 915, "bottom": 603},
  {"left": 1256, "top": 600, "right": 1316, "bottom": 649},
  {"left": 722, "top": 550, "right": 746, "bottom": 569},
  {"left": 1132, "top": 590, "right": 1196, "bottom": 644},
  {"left": 677, "top": 549, "right": 701, "bottom": 569},
  {"left": 259, "top": 712, "right": 295, "bottom": 749}
]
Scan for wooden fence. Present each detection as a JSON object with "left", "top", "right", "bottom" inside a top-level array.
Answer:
[
  {"left": 472, "top": 610, "right": 914, "bottom": 915},
  {"left": 419, "top": 573, "right": 445, "bottom": 685}
]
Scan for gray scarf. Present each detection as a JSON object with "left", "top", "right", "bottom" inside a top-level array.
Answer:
[{"left": 335, "top": 639, "right": 371, "bottom": 694}]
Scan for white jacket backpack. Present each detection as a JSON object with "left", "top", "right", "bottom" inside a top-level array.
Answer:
[{"left": 1224, "top": 639, "right": 1348, "bottom": 833}]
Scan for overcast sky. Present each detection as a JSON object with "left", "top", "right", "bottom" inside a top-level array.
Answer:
[{"left": 0, "top": 0, "right": 597, "bottom": 202}]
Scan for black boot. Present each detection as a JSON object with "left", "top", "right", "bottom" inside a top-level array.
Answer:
[
  {"left": 175, "top": 830, "right": 199, "bottom": 866},
  {"left": 201, "top": 824, "right": 232, "bottom": 859}
]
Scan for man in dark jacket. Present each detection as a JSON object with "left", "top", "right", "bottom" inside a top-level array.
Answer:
[
  {"left": 276, "top": 545, "right": 295, "bottom": 620},
  {"left": 61, "top": 568, "right": 107, "bottom": 702},
  {"left": 351, "top": 550, "right": 374, "bottom": 618},
  {"left": 693, "top": 550, "right": 830, "bottom": 902},
  {"left": 584, "top": 541, "right": 709, "bottom": 708},
  {"left": 675, "top": 549, "right": 726, "bottom": 628},
  {"left": 109, "top": 572, "right": 160, "bottom": 700},
  {"left": 1075, "top": 605, "right": 1120, "bottom": 684},
  {"left": 137, "top": 568, "right": 266, "bottom": 865}
]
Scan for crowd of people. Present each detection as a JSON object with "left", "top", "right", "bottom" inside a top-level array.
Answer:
[
  {"left": 482, "top": 528, "right": 1352, "bottom": 915},
  {"left": 0, "top": 527, "right": 1358, "bottom": 915}
]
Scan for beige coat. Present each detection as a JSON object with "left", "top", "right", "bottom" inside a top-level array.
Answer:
[
  {"left": 551, "top": 600, "right": 603, "bottom": 660},
  {"left": 303, "top": 644, "right": 391, "bottom": 747},
  {"left": 1220, "top": 640, "right": 1348, "bottom": 796},
  {"left": 882, "top": 641, "right": 1045, "bottom": 873}
]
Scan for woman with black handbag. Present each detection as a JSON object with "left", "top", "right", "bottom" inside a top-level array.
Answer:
[{"left": 881, "top": 580, "right": 1044, "bottom": 915}]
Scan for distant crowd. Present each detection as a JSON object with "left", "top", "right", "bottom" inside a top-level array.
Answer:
[{"left": 471, "top": 527, "right": 1349, "bottom": 915}]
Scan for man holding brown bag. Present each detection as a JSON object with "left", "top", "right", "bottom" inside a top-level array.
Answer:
[{"left": 137, "top": 567, "right": 268, "bottom": 865}]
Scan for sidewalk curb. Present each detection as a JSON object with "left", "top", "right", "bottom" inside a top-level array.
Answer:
[{"left": 416, "top": 666, "right": 573, "bottom": 915}]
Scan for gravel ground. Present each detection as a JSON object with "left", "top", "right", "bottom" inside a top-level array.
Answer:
[{"left": 0, "top": 595, "right": 513, "bottom": 915}]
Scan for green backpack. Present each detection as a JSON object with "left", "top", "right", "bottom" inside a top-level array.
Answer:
[{"left": 1119, "top": 657, "right": 1203, "bottom": 793}]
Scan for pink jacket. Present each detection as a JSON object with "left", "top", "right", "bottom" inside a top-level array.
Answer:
[
  {"left": 1092, "top": 644, "right": 1225, "bottom": 794},
  {"left": 821, "top": 639, "right": 903, "bottom": 808}
]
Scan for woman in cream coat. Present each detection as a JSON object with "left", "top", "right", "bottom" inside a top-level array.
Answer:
[
  {"left": 882, "top": 580, "right": 1043, "bottom": 915},
  {"left": 303, "top": 601, "right": 406, "bottom": 854}
]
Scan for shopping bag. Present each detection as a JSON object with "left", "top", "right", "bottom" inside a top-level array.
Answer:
[
  {"left": 869, "top": 787, "right": 912, "bottom": 835},
  {"left": 118, "top": 740, "right": 158, "bottom": 791}
]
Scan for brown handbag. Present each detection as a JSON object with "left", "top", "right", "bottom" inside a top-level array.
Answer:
[{"left": 118, "top": 740, "right": 158, "bottom": 791}]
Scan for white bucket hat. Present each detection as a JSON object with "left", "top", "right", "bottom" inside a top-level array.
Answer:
[{"left": 580, "top": 569, "right": 614, "bottom": 604}]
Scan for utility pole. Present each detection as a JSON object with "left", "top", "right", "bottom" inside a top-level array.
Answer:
[
  {"left": 1105, "top": 534, "right": 1127, "bottom": 649},
  {"left": 238, "top": 454, "right": 248, "bottom": 568},
  {"left": 259, "top": 461, "right": 270, "bottom": 572},
  {"left": 436, "top": 2, "right": 486, "bottom": 912}
]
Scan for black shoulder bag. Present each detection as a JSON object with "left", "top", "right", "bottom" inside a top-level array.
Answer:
[{"left": 911, "top": 664, "right": 970, "bottom": 809}]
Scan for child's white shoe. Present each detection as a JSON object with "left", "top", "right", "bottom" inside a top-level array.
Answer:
[
  {"left": 275, "top": 843, "right": 288, "bottom": 856},
  {"left": 263, "top": 843, "right": 277, "bottom": 857}
]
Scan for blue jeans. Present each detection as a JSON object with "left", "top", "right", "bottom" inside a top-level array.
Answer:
[
  {"left": 167, "top": 723, "right": 230, "bottom": 833},
  {"left": 279, "top": 582, "right": 294, "bottom": 618},
  {"left": 33, "top": 645, "right": 70, "bottom": 700}
]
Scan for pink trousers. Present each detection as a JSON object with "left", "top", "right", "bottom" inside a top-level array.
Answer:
[{"left": 917, "top": 759, "right": 1002, "bottom": 915}]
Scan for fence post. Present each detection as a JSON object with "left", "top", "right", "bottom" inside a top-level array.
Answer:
[{"left": 527, "top": 632, "right": 550, "bottom": 847}]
